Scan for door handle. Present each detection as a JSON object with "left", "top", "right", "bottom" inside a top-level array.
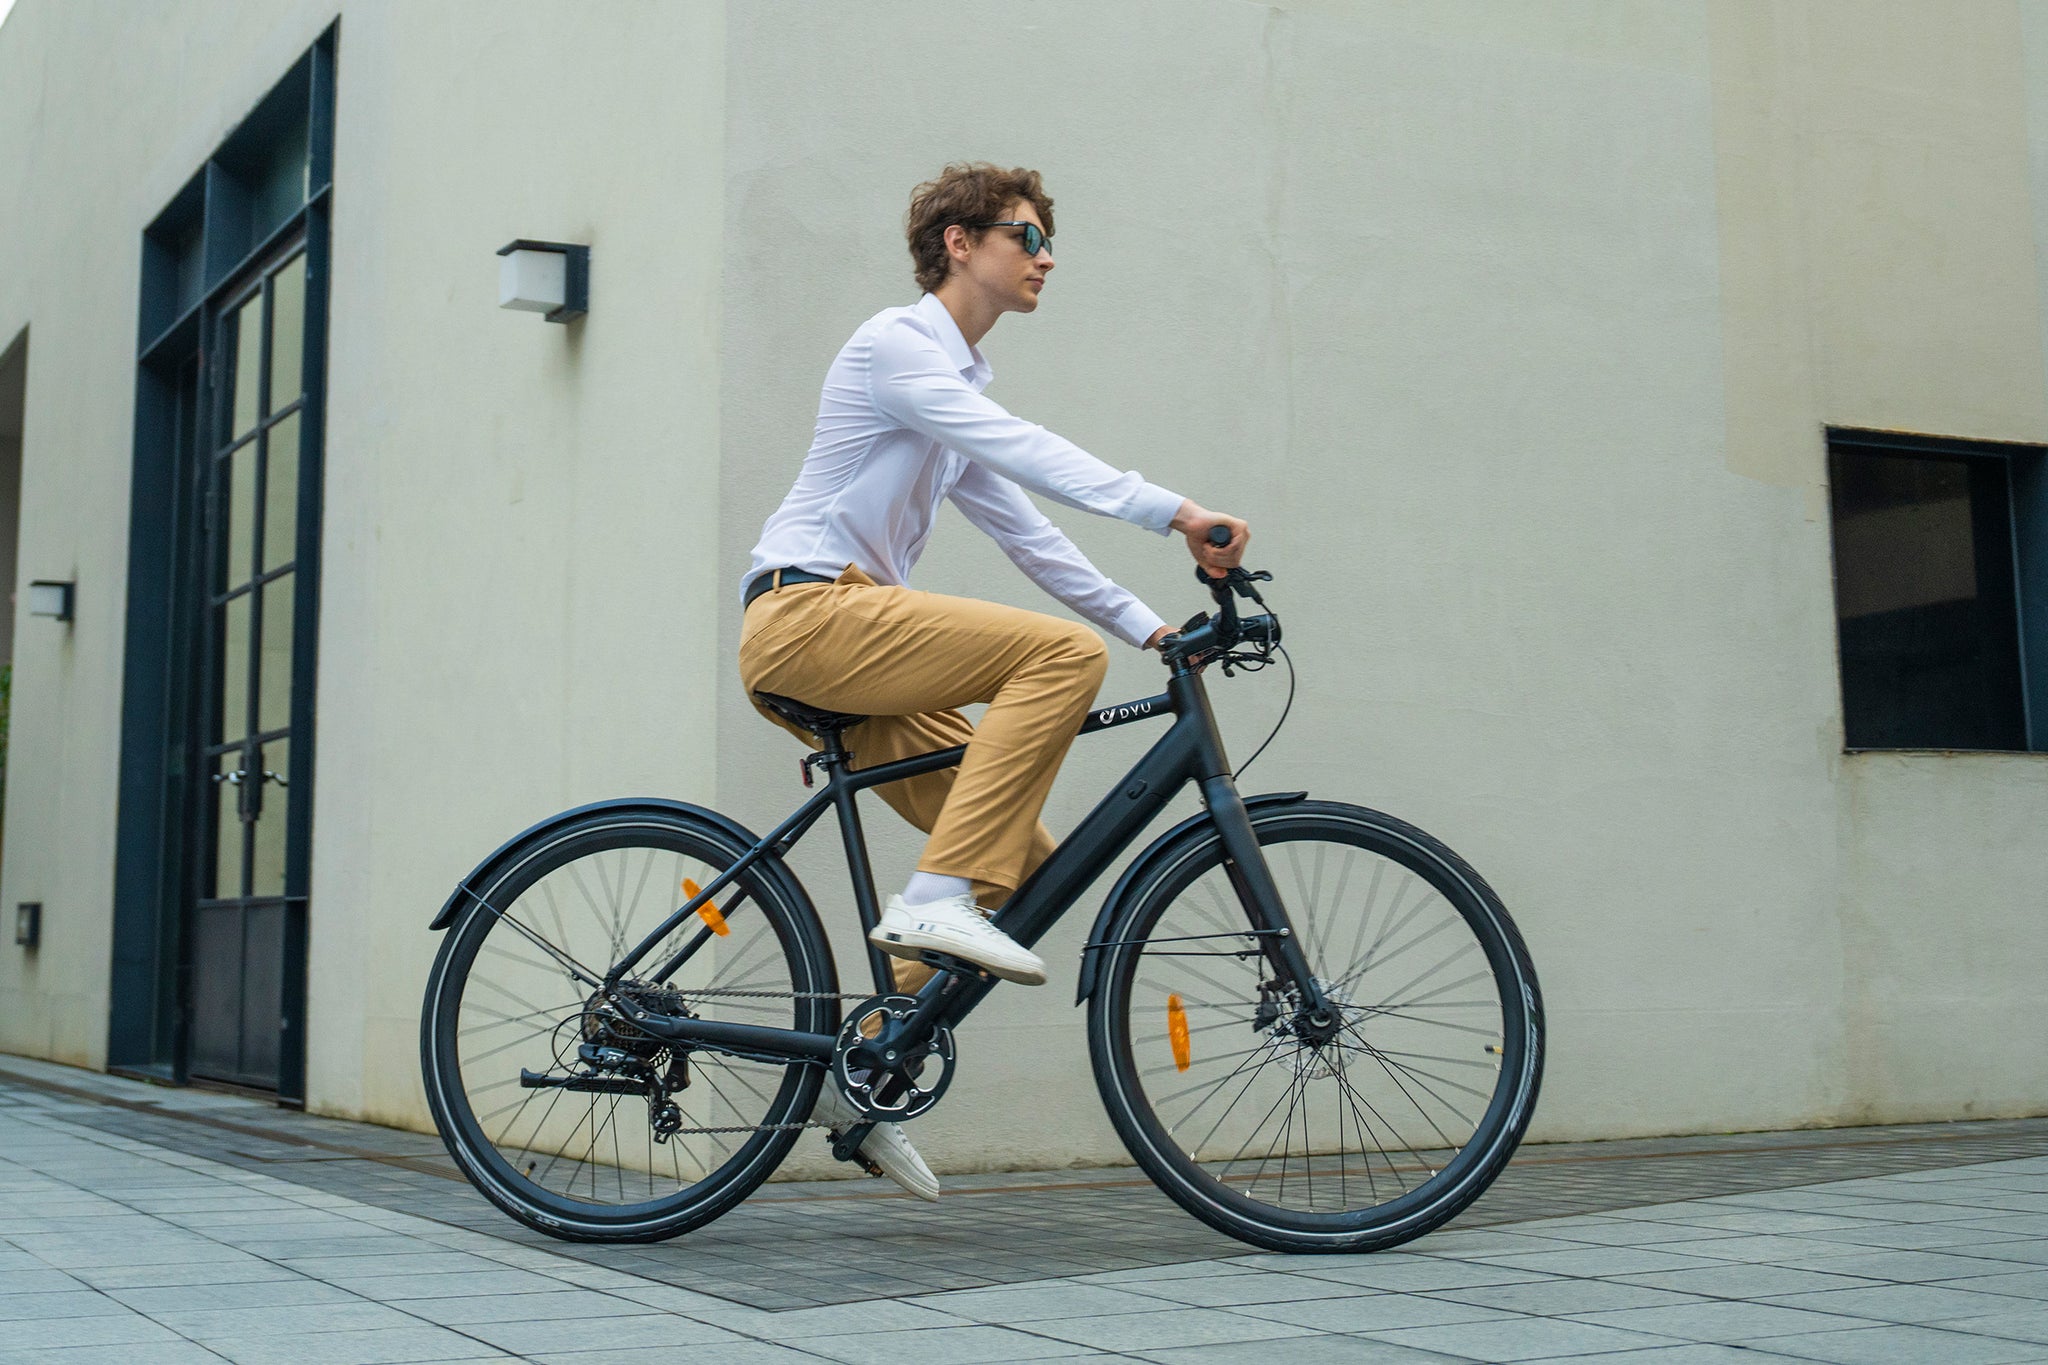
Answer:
[
  {"left": 209, "top": 760, "right": 286, "bottom": 818},
  {"left": 215, "top": 768, "right": 287, "bottom": 787}
]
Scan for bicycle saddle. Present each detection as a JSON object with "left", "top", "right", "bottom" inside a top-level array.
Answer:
[{"left": 753, "top": 691, "right": 867, "bottom": 738}]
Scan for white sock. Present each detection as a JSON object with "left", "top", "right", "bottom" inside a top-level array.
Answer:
[{"left": 901, "top": 872, "right": 972, "bottom": 907}]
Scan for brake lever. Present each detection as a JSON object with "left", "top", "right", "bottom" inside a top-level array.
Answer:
[{"left": 1192, "top": 563, "right": 1273, "bottom": 602}]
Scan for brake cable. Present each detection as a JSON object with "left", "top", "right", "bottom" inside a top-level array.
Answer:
[{"left": 1232, "top": 642, "right": 1294, "bottom": 780}]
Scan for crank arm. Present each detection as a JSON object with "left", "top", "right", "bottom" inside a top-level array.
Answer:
[{"left": 830, "top": 1120, "right": 879, "bottom": 1167}]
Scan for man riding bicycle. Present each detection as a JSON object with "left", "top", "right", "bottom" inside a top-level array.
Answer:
[{"left": 738, "top": 162, "right": 1247, "bottom": 1197}]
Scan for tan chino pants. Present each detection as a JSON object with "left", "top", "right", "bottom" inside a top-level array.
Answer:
[{"left": 738, "top": 565, "right": 1109, "bottom": 914}]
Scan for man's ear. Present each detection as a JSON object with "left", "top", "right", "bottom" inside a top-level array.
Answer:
[{"left": 944, "top": 223, "right": 972, "bottom": 262}]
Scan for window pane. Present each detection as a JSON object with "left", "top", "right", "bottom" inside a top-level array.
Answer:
[
  {"left": 258, "top": 574, "right": 295, "bottom": 735},
  {"left": 252, "top": 737, "right": 290, "bottom": 898},
  {"left": 262, "top": 413, "right": 300, "bottom": 574},
  {"left": 1830, "top": 447, "right": 2026, "bottom": 749},
  {"left": 213, "top": 752, "right": 244, "bottom": 899},
  {"left": 224, "top": 443, "right": 256, "bottom": 589},
  {"left": 218, "top": 593, "right": 252, "bottom": 744},
  {"left": 227, "top": 294, "right": 262, "bottom": 439},
  {"left": 268, "top": 255, "right": 305, "bottom": 412}
]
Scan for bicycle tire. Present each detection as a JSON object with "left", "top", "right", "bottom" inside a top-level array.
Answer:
[
  {"left": 1088, "top": 801, "right": 1542, "bottom": 1253},
  {"left": 421, "top": 807, "right": 836, "bottom": 1241}
]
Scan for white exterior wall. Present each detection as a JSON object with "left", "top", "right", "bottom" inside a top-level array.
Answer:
[
  {"left": 719, "top": 0, "right": 2048, "bottom": 1172},
  {"left": 308, "top": 0, "right": 726, "bottom": 1130},
  {"left": 0, "top": 0, "right": 346, "bottom": 1068},
  {"left": 0, "top": 0, "right": 728, "bottom": 1125},
  {"left": 0, "top": 0, "right": 2040, "bottom": 1173}
]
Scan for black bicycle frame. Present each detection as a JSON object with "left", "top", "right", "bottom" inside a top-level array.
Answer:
[{"left": 599, "top": 656, "right": 1328, "bottom": 1068}]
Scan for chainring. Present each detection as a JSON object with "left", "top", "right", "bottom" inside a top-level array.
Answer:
[{"left": 831, "top": 993, "right": 956, "bottom": 1121}]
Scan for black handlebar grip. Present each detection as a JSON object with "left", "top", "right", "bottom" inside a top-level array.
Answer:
[{"left": 1207, "top": 525, "right": 1232, "bottom": 547}]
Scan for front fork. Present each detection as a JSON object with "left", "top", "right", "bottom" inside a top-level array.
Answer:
[{"left": 1199, "top": 774, "right": 1336, "bottom": 1033}]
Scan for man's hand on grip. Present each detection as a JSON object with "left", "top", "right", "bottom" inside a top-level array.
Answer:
[{"left": 1170, "top": 500, "right": 1248, "bottom": 579}]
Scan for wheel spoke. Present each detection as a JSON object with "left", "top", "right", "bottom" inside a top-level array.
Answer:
[
  {"left": 1109, "top": 810, "right": 1538, "bottom": 1246},
  {"left": 429, "top": 818, "right": 826, "bottom": 1234}
]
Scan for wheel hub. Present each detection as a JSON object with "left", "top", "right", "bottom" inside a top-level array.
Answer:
[
  {"left": 1257, "top": 979, "right": 1355, "bottom": 1079},
  {"left": 559, "top": 985, "right": 695, "bottom": 1140}
]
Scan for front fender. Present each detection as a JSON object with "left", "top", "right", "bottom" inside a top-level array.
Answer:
[
  {"left": 428, "top": 798, "right": 773, "bottom": 931},
  {"left": 1073, "top": 791, "right": 1307, "bottom": 1004}
]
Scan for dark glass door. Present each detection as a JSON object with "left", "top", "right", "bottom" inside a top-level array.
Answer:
[{"left": 190, "top": 243, "right": 309, "bottom": 1088}]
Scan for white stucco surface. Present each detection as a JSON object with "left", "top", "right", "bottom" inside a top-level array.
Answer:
[{"left": 0, "top": 1, "right": 2039, "bottom": 1175}]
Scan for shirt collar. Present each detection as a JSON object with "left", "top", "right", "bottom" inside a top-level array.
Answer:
[{"left": 914, "top": 292, "right": 992, "bottom": 388}]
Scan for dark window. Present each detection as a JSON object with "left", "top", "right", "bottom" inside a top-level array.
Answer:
[{"left": 1827, "top": 429, "right": 2046, "bottom": 751}]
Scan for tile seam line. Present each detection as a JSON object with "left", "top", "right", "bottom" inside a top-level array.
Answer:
[
  {"left": 0, "top": 1062, "right": 466, "bottom": 1183},
  {"left": 8, "top": 1061, "right": 2048, "bottom": 1208},
  {"left": 4, "top": 1106, "right": 853, "bottom": 1355},
  {"left": 4, "top": 1089, "right": 1023, "bottom": 1330},
  {"left": 0, "top": 1125, "right": 286, "bottom": 1362}
]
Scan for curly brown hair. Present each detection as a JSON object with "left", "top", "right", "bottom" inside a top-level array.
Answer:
[{"left": 906, "top": 163, "right": 1055, "bottom": 294}]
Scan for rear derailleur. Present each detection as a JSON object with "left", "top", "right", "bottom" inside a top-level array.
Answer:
[{"left": 518, "top": 993, "right": 695, "bottom": 1142}]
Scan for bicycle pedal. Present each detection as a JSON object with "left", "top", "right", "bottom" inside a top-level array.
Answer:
[
  {"left": 826, "top": 1128, "right": 885, "bottom": 1177},
  {"left": 829, "top": 1122, "right": 877, "bottom": 1165},
  {"left": 916, "top": 950, "right": 995, "bottom": 982}
]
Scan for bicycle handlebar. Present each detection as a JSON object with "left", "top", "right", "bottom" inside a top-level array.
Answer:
[{"left": 1160, "top": 526, "right": 1280, "bottom": 667}]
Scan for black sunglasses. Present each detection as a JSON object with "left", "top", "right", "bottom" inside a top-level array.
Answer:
[{"left": 970, "top": 221, "right": 1050, "bottom": 257}]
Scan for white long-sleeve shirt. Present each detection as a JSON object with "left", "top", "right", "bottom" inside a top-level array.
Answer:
[{"left": 744, "top": 293, "right": 1183, "bottom": 648}]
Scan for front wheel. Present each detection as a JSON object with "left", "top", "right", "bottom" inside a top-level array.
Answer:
[{"left": 1088, "top": 801, "right": 1542, "bottom": 1253}]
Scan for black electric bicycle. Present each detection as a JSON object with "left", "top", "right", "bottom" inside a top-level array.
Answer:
[{"left": 420, "top": 555, "right": 1543, "bottom": 1253}]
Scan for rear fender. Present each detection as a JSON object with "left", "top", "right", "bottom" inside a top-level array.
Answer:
[
  {"left": 1073, "top": 791, "right": 1307, "bottom": 1004},
  {"left": 429, "top": 798, "right": 779, "bottom": 931}
]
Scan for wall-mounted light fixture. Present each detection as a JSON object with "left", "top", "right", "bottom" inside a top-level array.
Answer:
[
  {"left": 15, "top": 903, "right": 40, "bottom": 950},
  {"left": 27, "top": 580, "right": 74, "bottom": 622},
  {"left": 496, "top": 240, "right": 589, "bottom": 323}
]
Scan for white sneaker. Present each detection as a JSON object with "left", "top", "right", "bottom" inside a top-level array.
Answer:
[
  {"left": 811, "top": 1084, "right": 939, "bottom": 1202},
  {"left": 870, "top": 893, "right": 1047, "bottom": 986}
]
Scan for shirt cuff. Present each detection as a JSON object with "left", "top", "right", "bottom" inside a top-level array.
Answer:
[
  {"left": 1130, "top": 482, "right": 1184, "bottom": 536},
  {"left": 1112, "top": 599, "right": 1169, "bottom": 650}
]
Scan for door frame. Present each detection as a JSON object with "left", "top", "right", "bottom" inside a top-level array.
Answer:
[{"left": 109, "top": 26, "right": 335, "bottom": 1103}]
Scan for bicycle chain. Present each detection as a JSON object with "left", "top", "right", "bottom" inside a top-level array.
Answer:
[
  {"left": 669, "top": 987, "right": 875, "bottom": 1000},
  {"left": 618, "top": 986, "right": 876, "bottom": 1135}
]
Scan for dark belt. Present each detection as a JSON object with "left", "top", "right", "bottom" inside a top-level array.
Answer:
[{"left": 743, "top": 568, "right": 837, "bottom": 611}]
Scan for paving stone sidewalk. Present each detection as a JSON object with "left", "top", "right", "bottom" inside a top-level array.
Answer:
[{"left": 2, "top": 1058, "right": 2047, "bottom": 1362}]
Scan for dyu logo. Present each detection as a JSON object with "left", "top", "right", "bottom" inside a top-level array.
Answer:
[{"left": 1096, "top": 699, "right": 1160, "bottom": 726}]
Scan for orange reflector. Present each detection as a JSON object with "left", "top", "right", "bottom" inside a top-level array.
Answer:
[
  {"left": 1167, "top": 994, "right": 1191, "bottom": 1072},
  {"left": 684, "top": 879, "right": 728, "bottom": 936}
]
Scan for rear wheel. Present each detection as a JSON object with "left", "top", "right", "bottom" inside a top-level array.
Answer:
[
  {"left": 1089, "top": 801, "right": 1542, "bottom": 1252},
  {"left": 421, "top": 808, "right": 836, "bottom": 1241}
]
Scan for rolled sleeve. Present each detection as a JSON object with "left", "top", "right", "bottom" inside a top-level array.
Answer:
[
  {"left": 949, "top": 462, "right": 1168, "bottom": 648},
  {"left": 1111, "top": 598, "right": 1170, "bottom": 650},
  {"left": 868, "top": 319, "right": 1182, "bottom": 533}
]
